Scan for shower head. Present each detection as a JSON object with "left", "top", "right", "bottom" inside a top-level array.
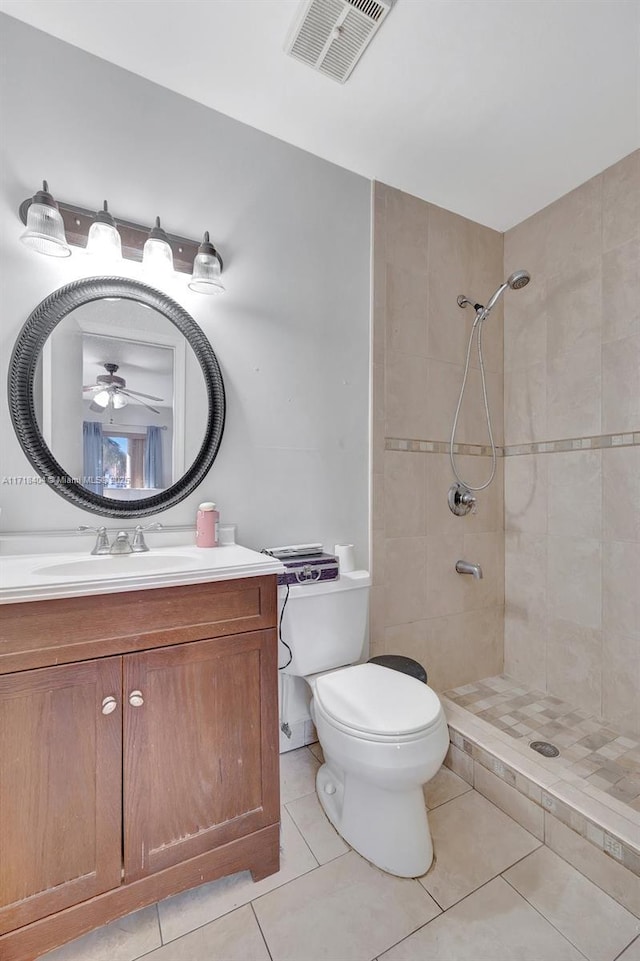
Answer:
[
  {"left": 507, "top": 269, "right": 530, "bottom": 290},
  {"left": 457, "top": 268, "right": 532, "bottom": 318},
  {"left": 483, "top": 268, "right": 532, "bottom": 313}
]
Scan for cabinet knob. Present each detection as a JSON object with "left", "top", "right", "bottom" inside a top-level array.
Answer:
[
  {"left": 129, "top": 690, "right": 144, "bottom": 708},
  {"left": 101, "top": 695, "right": 117, "bottom": 715}
]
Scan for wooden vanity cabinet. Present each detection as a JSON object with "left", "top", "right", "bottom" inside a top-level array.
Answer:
[{"left": 0, "top": 575, "right": 280, "bottom": 961}]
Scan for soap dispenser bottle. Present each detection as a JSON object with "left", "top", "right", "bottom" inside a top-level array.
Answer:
[{"left": 196, "top": 502, "right": 219, "bottom": 548}]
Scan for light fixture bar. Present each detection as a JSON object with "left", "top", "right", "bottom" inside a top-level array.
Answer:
[{"left": 19, "top": 196, "right": 223, "bottom": 276}]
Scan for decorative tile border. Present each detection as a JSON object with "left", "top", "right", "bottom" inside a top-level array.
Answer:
[
  {"left": 385, "top": 432, "right": 640, "bottom": 457},
  {"left": 503, "top": 431, "right": 640, "bottom": 456},
  {"left": 385, "top": 438, "right": 497, "bottom": 456}
]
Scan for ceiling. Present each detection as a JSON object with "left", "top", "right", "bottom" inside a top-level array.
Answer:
[{"left": 1, "top": 0, "right": 638, "bottom": 230}]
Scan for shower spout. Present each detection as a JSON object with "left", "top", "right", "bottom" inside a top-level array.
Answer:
[{"left": 455, "top": 560, "right": 483, "bottom": 580}]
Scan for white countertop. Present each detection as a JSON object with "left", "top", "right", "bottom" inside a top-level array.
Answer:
[{"left": 0, "top": 544, "right": 285, "bottom": 604}]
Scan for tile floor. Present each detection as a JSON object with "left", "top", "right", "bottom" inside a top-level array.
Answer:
[
  {"left": 445, "top": 674, "right": 640, "bottom": 811},
  {"left": 41, "top": 746, "right": 640, "bottom": 961}
]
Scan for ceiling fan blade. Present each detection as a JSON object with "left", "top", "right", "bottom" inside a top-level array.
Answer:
[
  {"left": 120, "top": 387, "right": 165, "bottom": 402},
  {"left": 117, "top": 389, "right": 160, "bottom": 414},
  {"left": 83, "top": 385, "right": 102, "bottom": 392}
]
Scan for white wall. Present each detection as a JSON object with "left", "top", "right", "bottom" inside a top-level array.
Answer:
[{"left": 0, "top": 14, "right": 371, "bottom": 567}]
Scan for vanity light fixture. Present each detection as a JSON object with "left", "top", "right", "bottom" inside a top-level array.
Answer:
[
  {"left": 18, "top": 186, "right": 224, "bottom": 290},
  {"left": 86, "top": 200, "right": 122, "bottom": 260},
  {"left": 142, "top": 216, "right": 174, "bottom": 276},
  {"left": 19, "top": 181, "right": 71, "bottom": 258},
  {"left": 188, "top": 231, "right": 226, "bottom": 294}
]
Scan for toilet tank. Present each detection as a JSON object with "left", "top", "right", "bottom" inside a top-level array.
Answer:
[{"left": 279, "top": 570, "right": 371, "bottom": 677}]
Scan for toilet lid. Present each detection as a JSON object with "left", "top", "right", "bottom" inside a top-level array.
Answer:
[{"left": 314, "top": 663, "right": 443, "bottom": 737}]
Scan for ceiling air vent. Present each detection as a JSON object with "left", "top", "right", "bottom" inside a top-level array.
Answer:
[{"left": 285, "top": 0, "right": 393, "bottom": 84}]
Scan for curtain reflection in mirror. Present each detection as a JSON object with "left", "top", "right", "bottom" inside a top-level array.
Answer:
[
  {"left": 144, "top": 426, "right": 163, "bottom": 490},
  {"left": 82, "top": 421, "right": 103, "bottom": 495}
]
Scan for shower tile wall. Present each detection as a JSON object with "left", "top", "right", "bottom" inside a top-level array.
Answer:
[
  {"left": 371, "top": 183, "right": 505, "bottom": 692},
  {"left": 503, "top": 150, "right": 640, "bottom": 737}
]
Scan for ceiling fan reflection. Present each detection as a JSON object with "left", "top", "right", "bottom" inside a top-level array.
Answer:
[{"left": 83, "top": 363, "right": 164, "bottom": 415}]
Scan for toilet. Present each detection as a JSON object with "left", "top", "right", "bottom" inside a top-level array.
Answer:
[{"left": 280, "top": 570, "right": 449, "bottom": 878}]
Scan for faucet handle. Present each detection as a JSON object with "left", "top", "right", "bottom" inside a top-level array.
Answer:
[
  {"left": 132, "top": 522, "right": 162, "bottom": 553},
  {"left": 78, "top": 525, "right": 111, "bottom": 555}
]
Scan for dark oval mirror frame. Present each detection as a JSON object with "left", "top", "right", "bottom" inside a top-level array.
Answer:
[{"left": 8, "top": 276, "right": 226, "bottom": 518}]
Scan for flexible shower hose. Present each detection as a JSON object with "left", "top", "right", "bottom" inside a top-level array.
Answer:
[{"left": 449, "top": 310, "right": 496, "bottom": 492}]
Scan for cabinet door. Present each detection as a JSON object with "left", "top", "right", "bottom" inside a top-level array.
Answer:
[
  {"left": 123, "top": 630, "right": 279, "bottom": 881},
  {"left": 0, "top": 658, "right": 122, "bottom": 935}
]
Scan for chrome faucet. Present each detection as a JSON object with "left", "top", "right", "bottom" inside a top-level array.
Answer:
[
  {"left": 110, "top": 531, "right": 133, "bottom": 555},
  {"left": 455, "top": 559, "right": 483, "bottom": 579},
  {"left": 78, "top": 525, "right": 111, "bottom": 555},
  {"left": 79, "top": 522, "right": 163, "bottom": 555}
]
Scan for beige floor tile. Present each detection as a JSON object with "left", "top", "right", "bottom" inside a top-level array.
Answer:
[
  {"left": 253, "top": 850, "right": 440, "bottom": 961},
  {"left": 141, "top": 905, "right": 269, "bottom": 960},
  {"left": 423, "top": 766, "right": 471, "bottom": 809},
  {"left": 618, "top": 937, "right": 640, "bottom": 961},
  {"left": 505, "top": 846, "right": 639, "bottom": 961},
  {"left": 38, "top": 906, "right": 161, "bottom": 961},
  {"left": 157, "top": 808, "right": 317, "bottom": 944},
  {"left": 418, "top": 790, "right": 541, "bottom": 909},
  {"left": 279, "top": 746, "right": 320, "bottom": 803},
  {"left": 286, "top": 790, "right": 349, "bottom": 864},
  {"left": 379, "top": 876, "right": 584, "bottom": 961}
]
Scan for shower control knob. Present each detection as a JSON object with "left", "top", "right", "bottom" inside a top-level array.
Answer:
[{"left": 448, "top": 482, "right": 477, "bottom": 516}]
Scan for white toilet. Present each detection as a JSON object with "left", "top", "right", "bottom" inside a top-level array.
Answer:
[{"left": 280, "top": 570, "right": 449, "bottom": 878}]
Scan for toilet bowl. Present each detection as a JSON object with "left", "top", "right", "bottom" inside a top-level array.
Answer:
[
  {"left": 279, "top": 572, "right": 450, "bottom": 877},
  {"left": 309, "top": 662, "right": 449, "bottom": 877}
]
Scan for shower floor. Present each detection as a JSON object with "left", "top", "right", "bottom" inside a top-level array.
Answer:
[{"left": 444, "top": 675, "right": 640, "bottom": 811}]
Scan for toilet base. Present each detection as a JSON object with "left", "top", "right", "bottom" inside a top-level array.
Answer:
[{"left": 316, "top": 761, "right": 434, "bottom": 878}]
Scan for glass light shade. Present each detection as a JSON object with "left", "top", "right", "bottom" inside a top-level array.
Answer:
[
  {"left": 188, "top": 253, "right": 225, "bottom": 294},
  {"left": 143, "top": 216, "right": 173, "bottom": 276},
  {"left": 93, "top": 390, "right": 127, "bottom": 409},
  {"left": 188, "top": 231, "right": 225, "bottom": 294},
  {"left": 143, "top": 237, "right": 174, "bottom": 274},
  {"left": 86, "top": 220, "right": 122, "bottom": 260},
  {"left": 20, "top": 201, "right": 71, "bottom": 258}
]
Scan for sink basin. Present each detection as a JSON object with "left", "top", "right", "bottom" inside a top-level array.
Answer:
[
  {"left": 34, "top": 554, "right": 195, "bottom": 578},
  {"left": 1, "top": 544, "right": 286, "bottom": 604}
]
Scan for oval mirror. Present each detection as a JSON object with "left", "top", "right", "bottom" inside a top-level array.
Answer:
[{"left": 9, "top": 277, "right": 225, "bottom": 517}]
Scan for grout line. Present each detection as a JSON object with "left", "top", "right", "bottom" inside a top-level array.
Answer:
[
  {"left": 250, "top": 901, "right": 274, "bottom": 961},
  {"left": 500, "top": 870, "right": 591, "bottom": 961},
  {"left": 613, "top": 933, "right": 640, "bottom": 961},
  {"left": 424, "top": 782, "right": 473, "bottom": 811}
]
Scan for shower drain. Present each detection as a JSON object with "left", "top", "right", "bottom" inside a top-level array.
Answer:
[{"left": 530, "top": 740, "right": 560, "bottom": 758}]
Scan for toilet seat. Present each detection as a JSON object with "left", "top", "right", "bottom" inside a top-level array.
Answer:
[{"left": 313, "top": 663, "right": 444, "bottom": 742}]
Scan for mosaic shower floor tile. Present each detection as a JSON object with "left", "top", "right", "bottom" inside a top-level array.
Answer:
[{"left": 444, "top": 675, "right": 640, "bottom": 813}]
